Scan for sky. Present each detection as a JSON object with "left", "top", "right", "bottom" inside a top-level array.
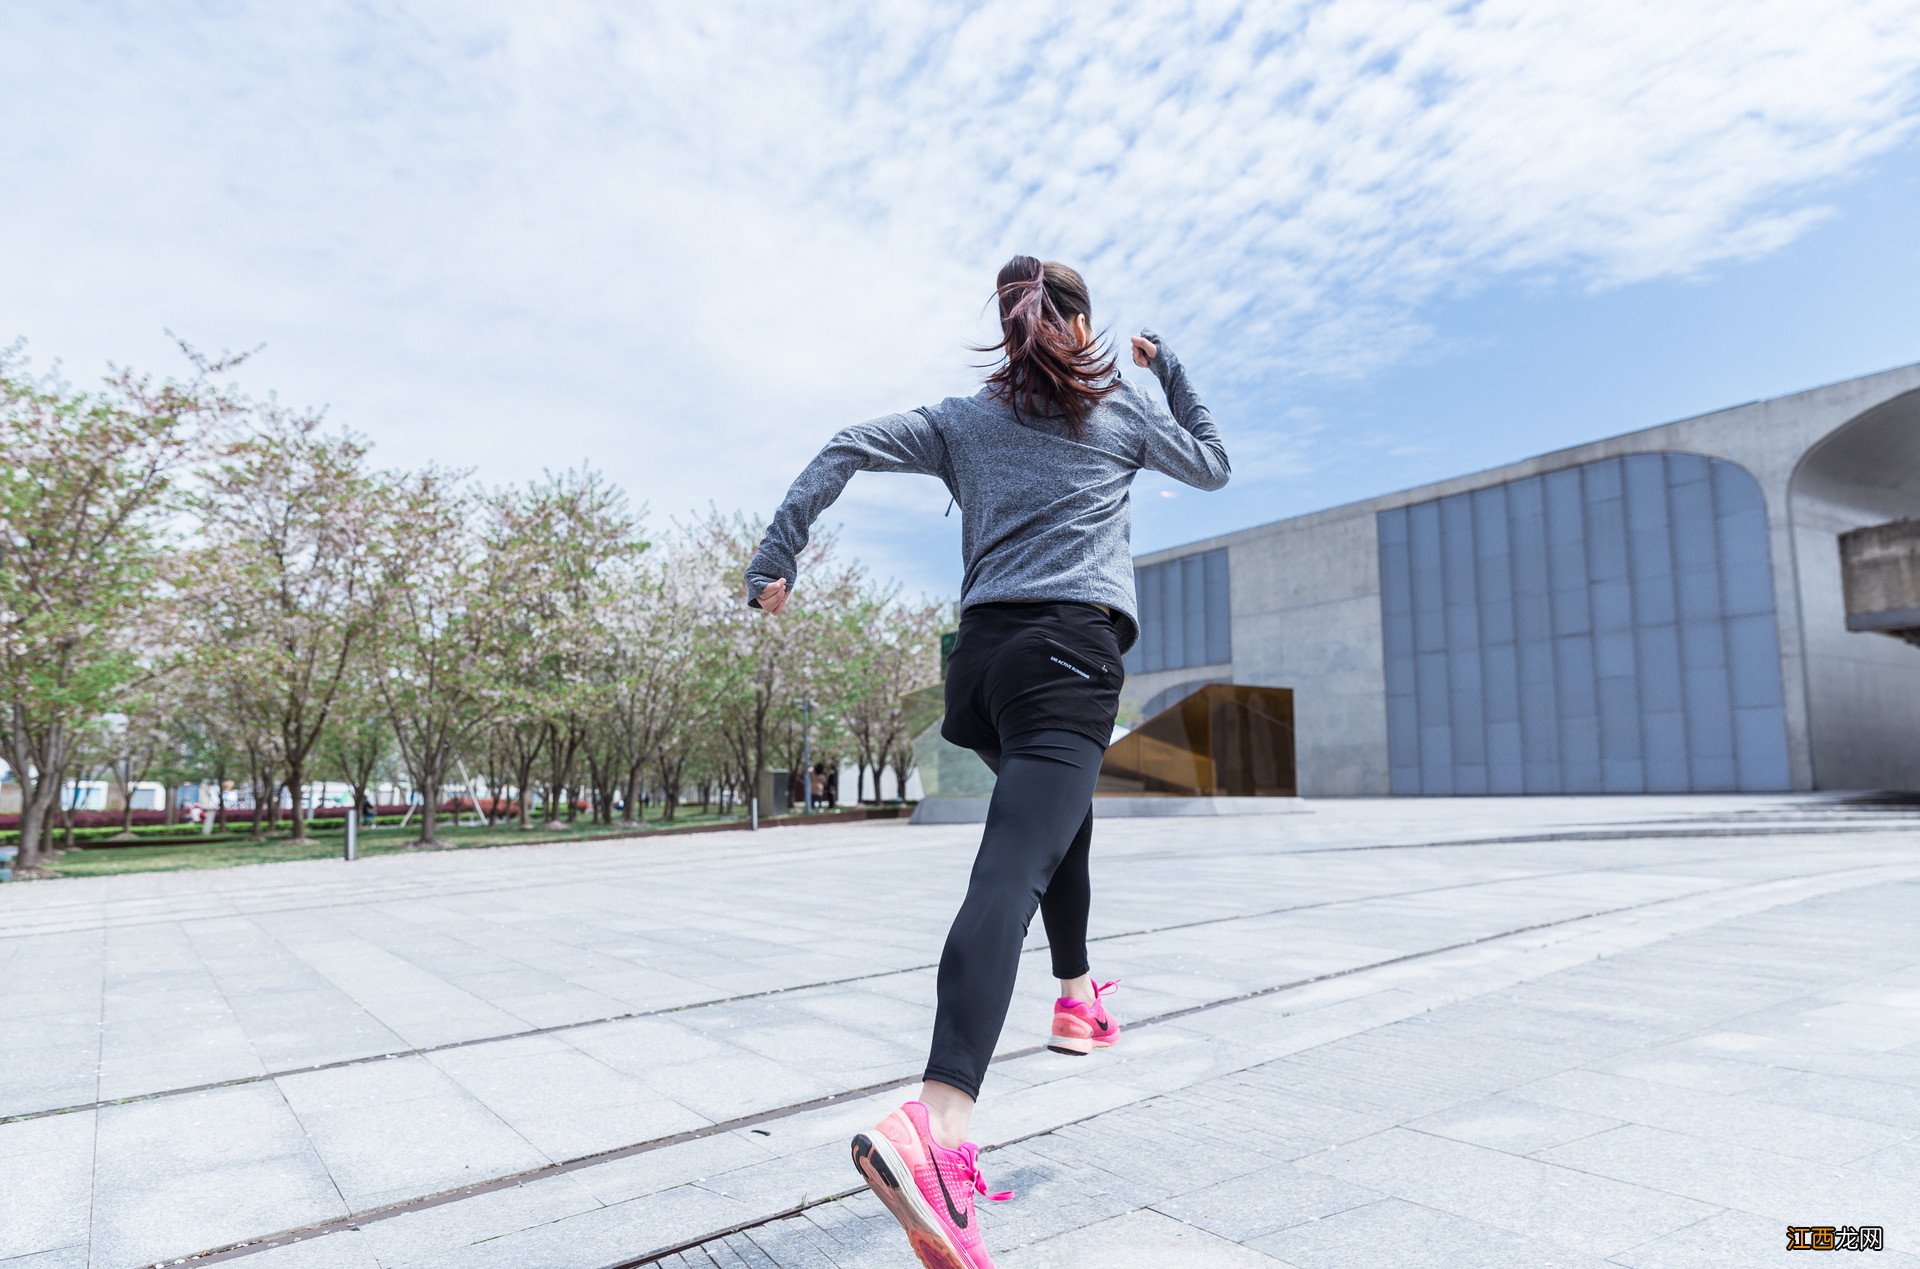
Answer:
[{"left": 6, "top": 0, "right": 1920, "bottom": 607}]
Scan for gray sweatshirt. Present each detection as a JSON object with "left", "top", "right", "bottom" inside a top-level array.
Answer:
[{"left": 744, "top": 331, "right": 1228, "bottom": 653}]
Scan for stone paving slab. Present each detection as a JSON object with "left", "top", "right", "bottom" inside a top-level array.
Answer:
[
  {"left": 676, "top": 877, "right": 1920, "bottom": 1268},
  {"left": 0, "top": 796, "right": 1915, "bottom": 1266}
]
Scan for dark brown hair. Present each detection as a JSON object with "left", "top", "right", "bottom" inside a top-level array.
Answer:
[{"left": 977, "top": 255, "right": 1118, "bottom": 435}]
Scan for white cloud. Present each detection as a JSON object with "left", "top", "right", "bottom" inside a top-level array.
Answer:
[{"left": 4, "top": 0, "right": 1918, "bottom": 600}]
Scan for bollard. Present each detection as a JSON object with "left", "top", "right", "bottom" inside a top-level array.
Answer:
[
  {"left": 750, "top": 796, "right": 758, "bottom": 831},
  {"left": 345, "top": 809, "right": 357, "bottom": 861},
  {"left": 801, "top": 696, "right": 813, "bottom": 813}
]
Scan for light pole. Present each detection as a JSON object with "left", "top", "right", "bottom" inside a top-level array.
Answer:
[{"left": 801, "top": 695, "right": 813, "bottom": 813}]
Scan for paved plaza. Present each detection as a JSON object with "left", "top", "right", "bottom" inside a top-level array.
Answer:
[{"left": 2, "top": 796, "right": 1919, "bottom": 1268}]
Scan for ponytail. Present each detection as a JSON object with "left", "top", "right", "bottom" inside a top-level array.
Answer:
[{"left": 977, "top": 255, "right": 1118, "bottom": 435}]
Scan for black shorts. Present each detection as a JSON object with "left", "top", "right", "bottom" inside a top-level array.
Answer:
[{"left": 942, "top": 601, "right": 1125, "bottom": 753}]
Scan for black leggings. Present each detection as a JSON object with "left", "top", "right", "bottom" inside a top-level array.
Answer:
[{"left": 923, "top": 729, "right": 1104, "bottom": 1100}]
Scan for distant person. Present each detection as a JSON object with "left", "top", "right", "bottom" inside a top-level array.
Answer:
[
  {"left": 825, "top": 767, "right": 838, "bottom": 809},
  {"left": 745, "top": 254, "right": 1229, "bottom": 1267},
  {"left": 360, "top": 796, "right": 375, "bottom": 828}
]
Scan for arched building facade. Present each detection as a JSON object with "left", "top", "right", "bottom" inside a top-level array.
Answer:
[{"left": 1124, "top": 363, "right": 1920, "bottom": 796}]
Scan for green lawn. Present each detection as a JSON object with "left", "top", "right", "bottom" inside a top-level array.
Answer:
[{"left": 31, "top": 804, "right": 762, "bottom": 879}]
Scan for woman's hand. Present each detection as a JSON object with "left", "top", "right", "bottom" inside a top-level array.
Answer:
[
  {"left": 756, "top": 578, "right": 790, "bottom": 615},
  {"left": 1130, "top": 334, "right": 1158, "bottom": 368}
]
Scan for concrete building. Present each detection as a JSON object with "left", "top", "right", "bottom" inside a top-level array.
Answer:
[
  {"left": 1124, "top": 362, "right": 1920, "bottom": 796},
  {"left": 0, "top": 776, "right": 165, "bottom": 815}
]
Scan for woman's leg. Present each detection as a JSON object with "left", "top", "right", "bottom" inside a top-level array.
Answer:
[
  {"left": 918, "top": 729, "right": 1105, "bottom": 1146},
  {"left": 1040, "top": 808, "right": 1094, "bottom": 997}
]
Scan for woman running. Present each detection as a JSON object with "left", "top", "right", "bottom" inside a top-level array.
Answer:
[{"left": 745, "top": 254, "right": 1229, "bottom": 1269}]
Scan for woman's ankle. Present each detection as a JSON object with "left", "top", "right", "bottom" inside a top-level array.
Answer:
[
  {"left": 918, "top": 1079, "right": 975, "bottom": 1149},
  {"left": 926, "top": 1107, "right": 970, "bottom": 1150},
  {"left": 1058, "top": 973, "right": 1093, "bottom": 1002}
]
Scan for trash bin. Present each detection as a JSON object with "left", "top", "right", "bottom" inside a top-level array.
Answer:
[
  {"left": 0, "top": 846, "right": 16, "bottom": 882},
  {"left": 755, "top": 769, "right": 793, "bottom": 814}
]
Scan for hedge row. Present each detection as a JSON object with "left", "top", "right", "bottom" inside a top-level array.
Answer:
[
  {"left": 0, "top": 808, "right": 174, "bottom": 831},
  {"left": 0, "top": 798, "right": 517, "bottom": 832}
]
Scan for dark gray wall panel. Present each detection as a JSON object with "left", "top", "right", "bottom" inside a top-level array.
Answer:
[
  {"left": 1378, "top": 454, "right": 1791, "bottom": 794},
  {"left": 1125, "top": 547, "right": 1233, "bottom": 676}
]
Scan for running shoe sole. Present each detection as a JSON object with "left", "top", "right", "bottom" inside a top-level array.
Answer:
[
  {"left": 850, "top": 1131, "right": 969, "bottom": 1269},
  {"left": 1047, "top": 1024, "right": 1116, "bottom": 1056}
]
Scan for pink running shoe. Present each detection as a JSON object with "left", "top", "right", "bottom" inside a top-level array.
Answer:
[
  {"left": 850, "top": 1100, "right": 1011, "bottom": 1269},
  {"left": 1048, "top": 978, "right": 1120, "bottom": 1055}
]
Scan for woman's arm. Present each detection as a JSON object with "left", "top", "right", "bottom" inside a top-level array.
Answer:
[
  {"left": 1133, "top": 330, "right": 1230, "bottom": 491},
  {"left": 745, "top": 408, "right": 948, "bottom": 610}
]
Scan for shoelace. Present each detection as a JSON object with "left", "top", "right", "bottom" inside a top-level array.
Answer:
[
  {"left": 1092, "top": 978, "right": 1120, "bottom": 1002},
  {"left": 955, "top": 1142, "right": 1014, "bottom": 1203}
]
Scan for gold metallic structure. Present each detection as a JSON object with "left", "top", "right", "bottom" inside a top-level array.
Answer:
[{"left": 1098, "top": 684, "right": 1296, "bottom": 797}]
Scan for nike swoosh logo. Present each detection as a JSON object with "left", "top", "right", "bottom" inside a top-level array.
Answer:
[
  {"left": 1097, "top": 1017, "right": 1111, "bottom": 1032},
  {"left": 933, "top": 1159, "right": 969, "bottom": 1229}
]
